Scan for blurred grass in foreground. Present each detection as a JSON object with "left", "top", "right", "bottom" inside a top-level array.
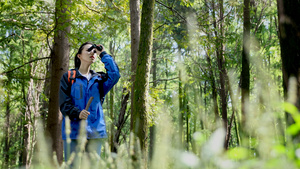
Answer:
[
  {"left": 30, "top": 99, "right": 299, "bottom": 169},
  {"left": 30, "top": 40, "right": 300, "bottom": 169}
]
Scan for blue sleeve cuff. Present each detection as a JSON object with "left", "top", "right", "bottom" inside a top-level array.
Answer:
[{"left": 99, "top": 51, "right": 107, "bottom": 59}]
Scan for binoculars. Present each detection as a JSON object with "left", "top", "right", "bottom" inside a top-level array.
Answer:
[{"left": 87, "top": 44, "right": 103, "bottom": 53}]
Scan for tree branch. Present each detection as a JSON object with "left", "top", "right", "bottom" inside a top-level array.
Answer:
[
  {"left": 254, "top": 3, "right": 267, "bottom": 35},
  {"left": 154, "top": 22, "right": 167, "bottom": 32},
  {"left": 1, "top": 57, "right": 51, "bottom": 75},
  {"left": 198, "top": 7, "right": 234, "bottom": 27},
  {"left": 149, "top": 77, "right": 179, "bottom": 83},
  {"left": 83, "top": 3, "right": 126, "bottom": 23},
  {"left": 155, "top": 0, "right": 187, "bottom": 23},
  {"left": 2, "top": 11, "right": 54, "bottom": 16},
  {"left": 2, "top": 19, "right": 50, "bottom": 32}
]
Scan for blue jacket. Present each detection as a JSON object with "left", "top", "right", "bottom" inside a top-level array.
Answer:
[{"left": 59, "top": 52, "right": 120, "bottom": 140}]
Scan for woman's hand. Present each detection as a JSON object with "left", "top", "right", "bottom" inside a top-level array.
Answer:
[
  {"left": 79, "top": 110, "right": 90, "bottom": 120},
  {"left": 96, "top": 44, "right": 104, "bottom": 56}
]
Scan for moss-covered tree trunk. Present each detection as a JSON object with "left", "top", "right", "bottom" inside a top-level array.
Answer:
[
  {"left": 46, "top": 0, "right": 71, "bottom": 164},
  {"left": 130, "top": 0, "right": 140, "bottom": 121},
  {"left": 131, "top": 0, "right": 155, "bottom": 159}
]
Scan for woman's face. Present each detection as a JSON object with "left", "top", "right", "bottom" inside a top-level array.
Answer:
[{"left": 77, "top": 44, "right": 97, "bottom": 66}]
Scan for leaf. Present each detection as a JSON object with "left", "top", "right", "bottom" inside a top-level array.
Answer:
[
  {"left": 273, "top": 145, "right": 286, "bottom": 155},
  {"left": 283, "top": 102, "right": 298, "bottom": 115},
  {"left": 227, "top": 147, "right": 249, "bottom": 160},
  {"left": 287, "top": 123, "right": 300, "bottom": 136}
]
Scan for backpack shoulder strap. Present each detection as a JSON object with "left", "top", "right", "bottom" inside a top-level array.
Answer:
[
  {"left": 68, "top": 69, "right": 76, "bottom": 85},
  {"left": 97, "top": 72, "right": 107, "bottom": 105}
]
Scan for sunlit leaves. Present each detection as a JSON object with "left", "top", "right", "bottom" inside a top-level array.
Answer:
[
  {"left": 227, "top": 147, "right": 250, "bottom": 160},
  {"left": 284, "top": 102, "right": 300, "bottom": 136}
]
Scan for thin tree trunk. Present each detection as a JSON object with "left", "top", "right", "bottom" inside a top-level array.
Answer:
[
  {"left": 149, "top": 45, "right": 157, "bottom": 160},
  {"left": 179, "top": 70, "right": 184, "bottom": 147},
  {"left": 164, "top": 59, "right": 168, "bottom": 93},
  {"left": 24, "top": 56, "right": 35, "bottom": 168},
  {"left": 130, "top": 0, "right": 140, "bottom": 129},
  {"left": 212, "top": 0, "right": 229, "bottom": 149},
  {"left": 131, "top": 0, "right": 155, "bottom": 162},
  {"left": 109, "top": 41, "right": 115, "bottom": 152},
  {"left": 205, "top": 53, "right": 219, "bottom": 120},
  {"left": 30, "top": 60, "right": 44, "bottom": 168},
  {"left": 191, "top": 87, "right": 197, "bottom": 153},
  {"left": 19, "top": 117, "right": 24, "bottom": 167},
  {"left": 46, "top": 0, "right": 71, "bottom": 164},
  {"left": 113, "top": 88, "right": 130, "bottom": 152},
  {"left": 41, "top": 59, "right": 51, "bottom": 126},
  {"left": 186, "top": 103, "right": 189, "bottom": 151},
  {"left": 110, "top": 87, "right": 115, "bottom": 151},
  {"left": 234, "top": 112, "right": 241, "bottom": 146},
  {"left": 183, "top": 85, "right": 189, "bottom": 151},
  {"left": 3, "top": 94, "right": 10, "bottom": 168},
  {"left": 21, "top": 74, "right": 27, "bottom": 167},
  {"left": 24, "top": 78, "right": 34, "bottom": 169},
  {"left": 241, "top": 0, "right": 251, "bottom": 125}
]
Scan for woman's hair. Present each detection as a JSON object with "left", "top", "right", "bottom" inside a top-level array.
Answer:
[{"left": 75, "top": 42, "right": 93, "bottom": 69}]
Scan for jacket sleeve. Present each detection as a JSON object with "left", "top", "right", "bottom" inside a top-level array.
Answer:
[
  {"left": 100, "top": 51, "right": 120, "bottom": 96},
  {"left": 59, "top": 72, "right": 81, "bottom": 120}
]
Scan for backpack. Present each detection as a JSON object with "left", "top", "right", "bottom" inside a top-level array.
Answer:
[{"left": 67, "top": 69, "right": 107, "bottom": 104}]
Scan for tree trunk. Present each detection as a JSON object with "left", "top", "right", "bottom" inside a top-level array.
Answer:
[
  {"left": 178, "top": 70, "right": 183, "bottom": 146},
  {"left": 205, "top": 54, "right": 219, "bottom": 120},
  {"left": 46, "top": 0, "right": 71, "bottom": 164},
  {"left": 182, "top": 84, "right": 189, "bottom": 150},
  {"left": 241, "top": 0, "right": 251, "bottom": 125},
  {"left": 149, "top": 45, "right": 157, "bottom": 160},
  {"left": 131, "top": 0, "right": 155, "bottom": 161},
  {"left": 185, "top": 88, "right": 189, "bottom": 151},
  {"left": 213, "top": 0, "right": 229, "bottom": 149},
  {"left": 41, "top": 60, "right": 51, "bottom": 126},
  {"left": 113, "top": 88, "right": 130, "bottom": 152},
  {"left": 109, "top": 42, "right": 115, "bottom": 152},
  {"left": 110, "top": 86, "right": 115, "bottom": 151},
  {"left": 130, "top": 0, "right": 140, "bottom": 127},
  {"left": 24, "top": 78, "right": 34, "bottom": 169},
  {"left": 3, "top": 93, "right": 10, "bottom": 168},
  {"left": 277, "top": 0, "right": 300, "bottom": 142}
]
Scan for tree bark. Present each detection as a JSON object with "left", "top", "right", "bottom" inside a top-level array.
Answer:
[
  {"left": 3, "top": 93, "right": 10, "bottom": 168},
  {"left": 149, "top": 45, "right": 157, "bottom": 160},
  {"left": 113, "top": 88, "right": 130, "bottom": 152},
  {"left": 130, "top": 0, "right": 140, "bottom": 128},
  {"left": 205, "top": 53, "right": 219, "bottom": 120},
  {"left": 277, "top": 0, "right": 300, "bottom": 141},
  {"left": 110, "top": 85, "right": 115, "bottom": 151},
  {"left": 178, "top": 71, "right": 184, "bottom": 147},
  {"left": 241, "top": 0, "right": 250, "bottom": 125},
  {"left": 41, "top": 60, "right": 51, "bottom": 127},
  {"left": 46, "top": 0, "right": 71, "bottom": 164},
  {"left": 212, "top": 0, "right": 229, "bottom": 149},
  {"left": 109, "top": 42, "right": 115, "bottom": 152},
  {"left": 131, "top": 0, "right": 155, "bottom": 160}
]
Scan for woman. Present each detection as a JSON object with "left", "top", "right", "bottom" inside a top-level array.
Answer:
[{"left": 59, "top": 42, "right": 120, "bottom": 162}]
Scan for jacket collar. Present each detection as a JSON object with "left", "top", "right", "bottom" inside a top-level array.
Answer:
[{"left": 74, "top": 68, "right": 101, "bottom": 79}]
